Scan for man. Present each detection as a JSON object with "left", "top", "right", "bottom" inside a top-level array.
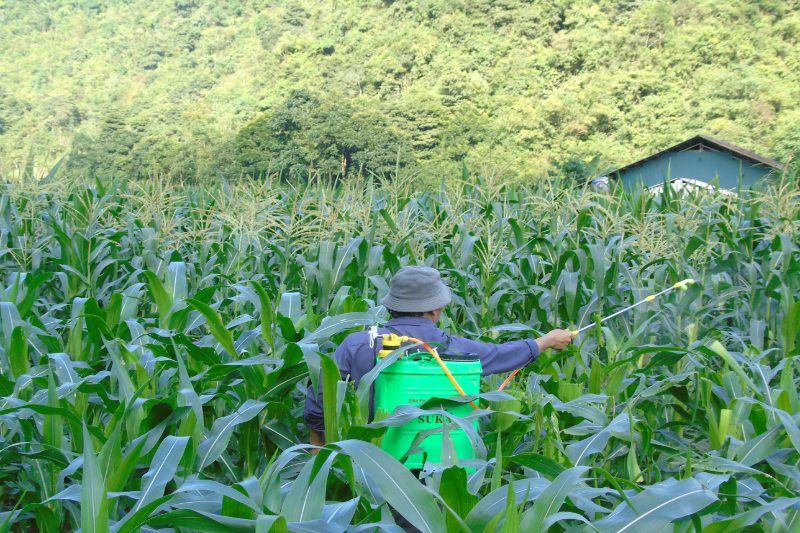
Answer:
[{"left": 304, "top": 265, "right": 574, "bottom": 445}]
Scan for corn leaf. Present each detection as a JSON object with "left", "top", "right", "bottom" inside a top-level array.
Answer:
[
  {"left": 282, "top": 451, "right": 336, "bottom": 522},
  {"left": 197, "top": 400, "right": 266, "bottom": 469},
  {"left": 334, "top": 440, "right": 445, "bottom": 533},
  {"left": 465, "top": 478, "right": 550, "bottom": 532},
  {"left": 131, "top": 435, "right": 188, "bottom": 513},
  {"left": 9, "top": 326, "right": 29, "bottom": 379},
  {"left": 188, "top": 298, "right": 238, "bottom": 358},
  {"left": 593, "top": 477, "right": 717, "bottom": 532},
  {"left": 320, "top": 353, "right": 340, "bottom": 444},
  {"left": 519, "top": 466, "right": 590, "bottom": 531},
  {"left": 80, "top": 425, "right": 109, "bottom": 533}
]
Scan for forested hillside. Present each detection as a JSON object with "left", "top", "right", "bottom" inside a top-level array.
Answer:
[{"left": 1, "top": 0, "right": 799, "bottom": 180}]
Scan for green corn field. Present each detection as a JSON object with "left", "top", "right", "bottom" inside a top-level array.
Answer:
[{"left": 0, "top": 172, "right": 798, "bottom": 532}]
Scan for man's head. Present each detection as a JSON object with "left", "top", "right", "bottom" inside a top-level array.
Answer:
[{"left": 380, "top": 266, "right": 451, "bottom": 322}]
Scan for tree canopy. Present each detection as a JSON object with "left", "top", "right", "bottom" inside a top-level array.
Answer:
[
  {"left": 233, "top": 91, "right": 409, "bottom": 179},
  {"left": 1, "top": 0, "right": 799, "bottom": 180}
]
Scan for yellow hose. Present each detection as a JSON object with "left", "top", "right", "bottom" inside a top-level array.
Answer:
[{"left": 497, "top": 370, "right": 518, "bottom": 392}]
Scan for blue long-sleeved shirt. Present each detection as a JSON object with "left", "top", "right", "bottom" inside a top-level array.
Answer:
[{"left": 303, "top": 316, "right": 540, "bottom": 432}]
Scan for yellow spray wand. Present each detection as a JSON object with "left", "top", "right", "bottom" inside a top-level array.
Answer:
[
  {"left": 568, "top": 278, "right": 696, "bottom": 336},
  {"left": 498, "top": 278, "right": 696, "bottom": 391}
]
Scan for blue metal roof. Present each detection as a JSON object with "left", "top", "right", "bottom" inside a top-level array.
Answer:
[
  {"left": 609, "top": 135, "right": 783, "bottom": 190},
  {"left": 610, "top": 135, "right": 783, "bottom": 175}
]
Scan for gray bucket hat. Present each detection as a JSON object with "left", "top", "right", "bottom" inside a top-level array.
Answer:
[{"left": 380, "top": 266, "right": 452, "bottom": 312}]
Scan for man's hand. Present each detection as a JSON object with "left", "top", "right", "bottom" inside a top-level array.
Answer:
[{"left": 535, "top": 329, "right": 574, "bottom": 352}]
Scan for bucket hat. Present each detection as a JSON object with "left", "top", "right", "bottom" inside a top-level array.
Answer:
[{"left": 380, "top": 266, "right": 452, "bottom": 312}]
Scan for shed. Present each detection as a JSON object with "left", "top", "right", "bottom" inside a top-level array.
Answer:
[{"left": 609, "top": 135, "right": 783, "bottom": 191}]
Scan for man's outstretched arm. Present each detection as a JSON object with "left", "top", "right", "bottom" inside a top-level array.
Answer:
[{"left": 447, "top": 328, "right": 573, "bottom": 376}]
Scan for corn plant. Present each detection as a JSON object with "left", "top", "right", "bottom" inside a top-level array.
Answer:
[{"left": 0, "top": 170, "right": 798, "bottom": 531}]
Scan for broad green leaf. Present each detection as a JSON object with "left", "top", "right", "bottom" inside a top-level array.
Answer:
[
  {"left": 166, "top": 261, "right": 188, "bottom": 304},
  {"left": 565, "top": 413, "right": 630, "bottom": 465},
  {"left": 278, "top": 292, "right": 302, "bottom": 324},
  {"left": 302, "top": 311, "right": 380, "bottom": 344},
  {"left": 250, "top": 280, "right": 275, "bottom": 348},
  {"left": 0, "top": 400, "right": 83, "bottom": 427},
  {"left": 115, "top": 494, "right": 173, "bottom": 533},
  {"left": 334, "top": 440, "right": 445, "bottom": 533},
  {"left": 80, "top": 425, "right": 109, "bottom": 533},
  {"left": 282, "top": 451, "right": 336, "bottom": 522},
  {"left": 260, "top": 445, "right": 315, "bottom": 513},
  {"left": 131, "top": 435, "right": 189, "bottom": 513},
  {"left": 107, "top": 437, "right": 147, "bottom": 493},
  {"left": 33, "top": 505, "right": 60, "bottom": 533},
  {"left": 708, "top": 341, "right": 758, "bottom": 393},
  {"left": 0, "top": 302, "right": 24, "bottom": 354},
  {"left": 593, "top": 478, "right": 718, "bottom": 532},
  {"left": 174, "top": 478, "right": 261, "bottom": 513},
  {"left": 119, "top": 283, "right": 145, "bottom": 321},
  {"left": 9, "top": 326, "right": 29, "bottom": 378},
  {"left": 143, "top": 270, "right": 172, "bottom": 326},
  {"left": 703, "top": 497, "right": 800, "bottom": 532},
  {"left": 743, "top": 401, "right": 800, "bottom": 456},
  {"left": 18, "top": 271, "right": 52, "bottom": 317},
  {"left": 500, "top": 482, "right": 521, "bottom": 533},
  {"left": 465, "top": 478, "right": 550, "bottom": 532},
  {"left": 491, "top": 432, "right": 503, "bottom": 492},
  {"left": 105, "top": 293, "right": 122, "bottom": 329},
  {"left": 508, "top": 453, "right": 566, "bottom": 479},
  {"left": 256, "top": 515, "right": 288, "bottom": 533},
  {"left": 735, "top": 425, "right": 782, "bottom": 466},
  {"left": 519, "top": 466, "right": 589, "bottom": 531},
  {"left": 320, "top": 353, "right": 340, "bottom": 444},
  {"left": 98, "top": 425, "right": 122, "bottom": 494},
  {"left": 43, "top": 372, "right": 63, "bottom": 450},
  {"left": 197, "top": 400, "right": 266, "bottom": 469},
  {"left": 146, "top": 509, "right": 255, "bottom": 531},
  {"left": 321, "top": 498, "right": 359, "bottom": 528},
  {"left": 781, "top": 300, "right": 800, "bottom": 356},
  {"left": 438, "top": 467, "right": 478, "bottom": 532},
  {"left": 188, "top": 298, "right": 238, "bottom": 358}
]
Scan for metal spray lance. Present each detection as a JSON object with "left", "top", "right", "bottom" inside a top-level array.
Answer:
[
  {"left": 568, "top": 278, "right": 696, "bottom": 336},
  {"left": 497, "top": 278, "right": 696, "bottom": 391}
]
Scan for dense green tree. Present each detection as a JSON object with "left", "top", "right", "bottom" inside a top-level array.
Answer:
[
  {"left": 67, "top": 113, "right": 144, "bottom": 178},
  {"left": 234, "top": 91, "right": 410, "bottom": 179},
  {"left": 0, "top": 89, "right": 28, "bottom": 135},
  {"left": 67, "top": 114, "right": 198, "bottom": 179},
  {"left": 1, "top": 0, "right": 799, "bottom": 178},
  {"left": 553, "top": 155, "right": 602, "bottom": 187}
]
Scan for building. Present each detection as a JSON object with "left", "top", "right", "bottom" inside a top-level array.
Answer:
[{"left": 608, "top": 135, "right": 784, "bottom": 191}]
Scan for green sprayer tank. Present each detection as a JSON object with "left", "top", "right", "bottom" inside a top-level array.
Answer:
[{"left": 374, "top": 347, "right": 482, "bottom": 470}]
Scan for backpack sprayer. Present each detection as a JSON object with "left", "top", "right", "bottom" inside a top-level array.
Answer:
[
  {"left": 373, "top": 278, "right": 696, "bottom": 468},
  {"left": 374, "top": 335, "right": 482, "bottom": 469}
]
